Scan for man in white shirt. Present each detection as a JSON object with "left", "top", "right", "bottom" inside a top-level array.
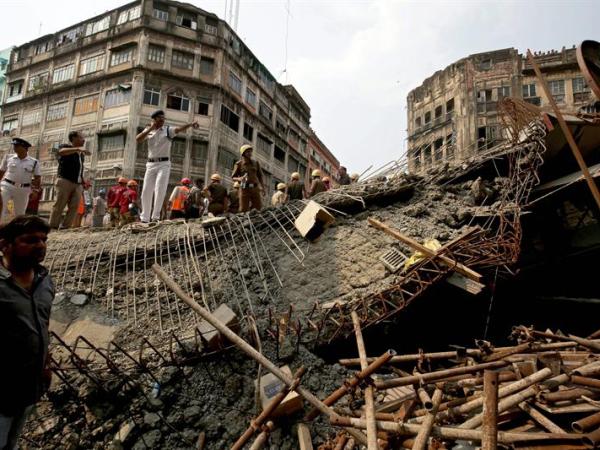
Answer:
[
  {"left": 0, "top": 138, "right": 41, "bottom": 221},
  {"left": 135, "top": 110, "right": 198, "bottom": 223}
]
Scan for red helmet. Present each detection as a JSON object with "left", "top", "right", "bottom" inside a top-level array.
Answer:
[{"left": 181, "top": 178, "right": 192, "bottom": 185}]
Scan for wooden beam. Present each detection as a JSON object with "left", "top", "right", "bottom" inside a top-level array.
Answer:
[
  {"left": 526, "top": 49, "right": 600, "bottom": 213},
  {"left": 297, "top": 424, "right": 313, "bottom": 450},
  {"left": 367, "top": 218, "right": 482, "bottom": 282}
]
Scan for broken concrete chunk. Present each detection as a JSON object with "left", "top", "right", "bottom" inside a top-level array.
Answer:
[
  {"left": 255, "top": 365, "right": 303, "bottom": 417},
  {"left": 53, "top": 292, "right": 66, "bottom": 305},
  {"left": 294, "top": 200, "right": 335, "bottom": 242},
  {"left": 196, "top": 304, "right": 238, "bottom": 351},
  {"left": 70, "top": 293, "right": 88, "bottom": 306},
  {"left": 113, "top": 419, "right": 135, "bottom": 445},
  {"left": 143, "top": 412, "right": 161, "bottom": 428}
]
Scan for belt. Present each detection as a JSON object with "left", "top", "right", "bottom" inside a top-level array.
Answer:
[
  {"left": 148, "top": 157, "right": 169, "bottom": 163},
  {"left": 3, "top": 179, "right": 31, "bottom": 188},
  {"left": 242, "top": 183, "right": 257, "bottom": 189}
]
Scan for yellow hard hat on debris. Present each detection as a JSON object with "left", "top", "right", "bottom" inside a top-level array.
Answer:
[
  {"left": 311, "top": 169, "right": 322, "bottom": 177},
  {"left": 240, "top": 144, "right": 253, "bottom": 156}
]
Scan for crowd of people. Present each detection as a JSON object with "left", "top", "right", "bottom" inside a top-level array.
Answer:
[{"left": 0, "top": 110, "right": 359, "bottom": 228}]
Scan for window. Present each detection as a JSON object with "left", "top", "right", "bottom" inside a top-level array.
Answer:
[
  {"left": 415, "top": 117, "right": 421, "bottom": 129},
  {"left": 480, "top": 59, "right": 492, "bottom": 70},
  {"left": 148, "top": 45, "right": 165, "bottom": 64},
  {"left": 105, "top": 88, "right": 131, "bottom": 108},
  {"left": 52, "top": 64, "right": 74, "bottom": 84},
  {"left": 424, "top": 111, "right": 431, "bottom": 124},
  {"left": 153, "top": 7, "right": 168, "bottom": 21},
  {"left": 47, "top": 102, "right": 68, "bottom": 122},
  {"left": 446, "top": 98, "right": 454, "bottom": 114},
  {"left": 243, "top": 122, "right": 254, "bottom": 141},
  {"left": 477, "top": 89, "right": 492, "bottom": 102},
  {"left": 22, "top": 110, "right": 42, "bottom": 127},
  {"left": 572, "top": 77, "right": 588, "bottom": 94},
  {"left": 196, "top": 96, "right": 210, "bottom": 115},
  {"left": 205, "top": 17, "right": 218, "bottom": 34},
  {"left": 28, "top": 72, "right": 48, "bottom": 91},
  {"left": 85, "top": 16, "right": 110, "bottom": 36},
  {"left": 257, "top": 133, "right": 272, "bottom": 155},
  {"left": 423, "top": 144, "right": 432, "bottom": 165},
  {"left": 191, "top": 140, "right": 208, "bottom": 165},
  {"left": 497, "top": 86, "right": 511, "bottom": 100},
  {"left": 171, "top": 139, "right": 186, "bottom": 164},
  {"left": 117, "top": 5, "right": 141, "bottom": 25},
  {"left": 35, "top": 41, "right": 51, "bottom": 55},
  {"left": 276, "top": 120, "right": 286, "bottom": 134},
  {"left": 446, "top": 133, "right": 454, "bottom": 159},
  {"left": 74, "top": 95, "right": 99, "bottom": 115},
  {"left": 2, "top": 117, "right": 18, "bottom": 132},
  {"left": 110, "top": 48, "right": 133, "bottom": 66},
  {"left": 259, "top": 101, "right": 273, "bottom": 121},
  {"left": 522, "top": 83, "right": 536, "bottom": 98},
  {"left": 548, "top": 79, "right": 565, "bottom": 103},
  {"left": 172, "top": 50, "right": 194, "bottom": 70},
  {"left": 433, "top": 138, "right": 443, "bottom": 161},
  {"left": 80, "top": 54, "right": 104, "bottom": 76},
  {"left": 220, "top": 105, "right": 239, "bottom": 132},
  {"left": 199, "top": 57, "right": 214, "bottom": 75},
  {"left": 217, "top": 147, "right": 237, "bottom": 171},
  {"left": 8, "top": 80, "right": 23, "bottom": 97},
  {"left": 274, "top": 146, "right": 286, "bottom": 164},
  {"left": 176, "top": 11, "right": 198, "bottom": 29},
  {"left": 412, "top": 149, "right": 421, "bottom": 170},
  {"left": 434, "top": 105, "right": 442, "bottom": 119},
  {"left": 143, "top": 87, "right": 160, "bottom": 106},
  {"left": 57, "top": 27, "right": 83, "bottom": 47},
  {"left": 288, "top": 156, "right": 299, "bottom": 173},
  {"left": 166, "top": 92, "right": 190, "bottom": 111},
  {"left": 99, "top": 134, "right": 125, "bottom": 160},
  {"left": 245, "top": 88, "right": 256, "bottom": 107},
  {"left": 229, "top": 71, "right": 242, "bottom": 94}
]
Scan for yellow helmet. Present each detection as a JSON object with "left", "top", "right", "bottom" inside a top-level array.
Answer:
[
  {"left": 211, "top": 173, "right": 222, "bottom": 181},
  {"left": 233, "top": 181, "right": 240, "bottom": 188},
  {"left": 240, "top": 144, "right": 253, "bottom": 156},
  {"left": 311, "top": 169, "right": 322, "bottom": 178},
  {"left": 277, "top": 183, "right": 286, "bottom": 190},
  {"left": 350, "top": 173, "right": 359, "bottom": 181},
  {"left": 291, "top": 172, "right": 300, "bottom": 180}
]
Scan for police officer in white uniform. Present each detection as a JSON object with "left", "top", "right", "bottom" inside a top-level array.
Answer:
[
  {"left": 0, "top": 138, "right": 41, "bottom": 221},
  {"left": 135, "top": 110, "right": 198, "bottom": 223}
]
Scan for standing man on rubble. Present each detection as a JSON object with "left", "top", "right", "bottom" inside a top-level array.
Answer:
[
  {"left": 185, "top": 178, "right": 205, "bottom": 219},
  {"left": 203, "top": 174, "right": 229, "bottom": 216},
  {"left": 338, "top": 166, "right": 351, "bottom": 186},
  {"left": 119, "top": 180, "right": 139, "bottom": 226},
  {"left": 0, "top": 138, "right": 42, "bottom": 222},
  {"left": 168, "top": 178, "right": 191, "bottom": 220},
  {"left": 228, "top": 181, "right": 240, "bottom": 214},
  {"left": 107, "top": 177, "right": 128, "bottom": 227},
  {"left": 135, "top": 110, "right": 198, "bottom": 223},
  {"left": 49, "top": 131, "right": 89, "bottom": 229},
  {"left": 232, "top": 144, "right": 265, "bottom": 212},
  {"left": 271, "top": 183, "right": 287, "bottom": 207},
  {"left": 0, "top": 216, "right": 53, "bottom": 450},
  {"left": 91, "top": 189, "right": 107, "bottom": 228},
  {"left": 285, "top": 172, "right": 306, "bottom": 201},
  {"left": 309, "top": 169, "right": 327, "bottom": 197}
]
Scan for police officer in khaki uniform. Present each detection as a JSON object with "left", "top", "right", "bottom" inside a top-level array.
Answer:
[
  {"left": 309, "top": 169, "right": 327, "bottom": 197},
  {"left": 0, "top": 138, "right": 41, "bottom": 221},
  {"left": 286, "top": 172, "right": 306, "bottom": 201},
  {"left": 232, "top": 144, "right": 265, "bottom": 212},
  {"left": 203, "top": 174, "right": 229, "bottom": 216}
]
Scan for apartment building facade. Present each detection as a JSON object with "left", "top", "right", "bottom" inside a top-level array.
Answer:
[
  {"left": 307, "top": 129, "right": 340, "bottom": 183},
  {"left": 406, "top": 46, "right": 598, "bottom": 174},
  {"left": 0, "top": 0, "right": 317, "bottom": 212}
]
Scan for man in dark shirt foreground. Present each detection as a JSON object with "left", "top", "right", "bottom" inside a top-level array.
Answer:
[{"left": 0, "top": 216, "right": 54, "bottom": 450}]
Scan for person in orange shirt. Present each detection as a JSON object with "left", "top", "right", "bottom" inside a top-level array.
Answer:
[
  {"left": 72, "top": 181, "right": 91, "bottom": 228},
  {"left": 168, "top": 178, "right": 191, "bottom": 220}
]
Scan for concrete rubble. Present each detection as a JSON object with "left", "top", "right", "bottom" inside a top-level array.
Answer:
[{"left": 20, "top": 100, "right": 600, "bottom": 449}]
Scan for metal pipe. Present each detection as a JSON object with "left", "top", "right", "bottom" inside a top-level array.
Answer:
[
  {"left": 540, "top": 388, "right": 595, "bottom": 403},
  {"left": 412, "top": 388, "right": 443, "bottom": 450},
  {"left": 482, "top": 370, "right": 498, "bottom": 450},
  {"left": 248, "top": 421, "right": 274, "bottom": 450},
  {"left": 339, "top": 349, "right": 483, "bottom": 366},
  {"left": 151, "top": 263, "right": 368, "bottom": 445},
  {"left": 573, "top": 411, "right": 600, "bottom": 433},
  {"left": 350, "top": 311, "right": 378, "bottom": 450},
  {"left": 375, "top": 360, "right": 508, "bottom": 390},
  {"left": 571, "top": 375, "right": 600, "bottom": 390},
  {"left": 519, "top": 402, "right": 566, "bottom": 434},
  {"left": 417, "top": 387, "right": 433, "bottom": 411}
]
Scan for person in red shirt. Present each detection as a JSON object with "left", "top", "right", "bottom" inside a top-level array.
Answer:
[
  {"left": 107, "top": 177, "right": 127, "bottom": 227},
  {"left": 119, "top": 180, "right": 139, "bottom": 226}
]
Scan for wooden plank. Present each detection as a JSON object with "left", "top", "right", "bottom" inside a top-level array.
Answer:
[
  {"left": 447, "top": 272, "right": 485, "bottom": 294},
  {"left": 297, "top": 424, "right": 313, "bottom": 450}
]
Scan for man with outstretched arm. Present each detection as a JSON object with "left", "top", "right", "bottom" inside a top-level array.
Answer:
[{"left": 135, "top": 110, "right": 198, "bottom": 223}]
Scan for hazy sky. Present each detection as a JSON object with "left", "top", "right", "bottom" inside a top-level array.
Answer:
[{"left": 1, "top": 0, "right": 599, "bottom": 173}]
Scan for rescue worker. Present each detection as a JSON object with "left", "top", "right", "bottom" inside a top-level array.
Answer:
[
  {"left": 119, "top": 180, "right": 139, "bottom": 226},
  {"left": 185, "top": 178, "right": 205, "bottom": 219},
  {"left": 91, "top": 189, "right": 107, "bottom": 228},
  {"left": 338, "top": 166, "right": 351, "bottom": 186},
  {"left": 285, "top": 172, "right": 305, "bottom": 201},
  {"left": 204, "top": 174, "right": 229, "bottom": 216},
  {"left": 168, "top": 178, "right": 191, "bottom": 220},
  {"left": 309, "top": 169, "right": 327, "bottom": 197},
  {"left": 350, "top": 173, "right": 360, "bottom": 184},
  {"left": 228, "top": 181, "right": 240, "bottom": 214},
  {"left": 107, "top": 177, "right": 127, "bottom": 227},
  {"left": 72, "top": 181, "right": 92, "bottom": 228},
  {"left": 322, "top": 176, "right": 331, "bottom": 190},
  {"left": 135, "top": 110, "right": 198, "bottom": 223},
  {"left": 0, "top": 216, "right": 53, "bottom": 450},
  {"left": 49, "top": 131, "right": 90, "bottom": 229},
  {"left": 271, "top": 183, "right": 287, "bottom": 207},
  {"left": 0, "top": 138, "right": 41, "bottom": 222},
  {"left": 232, "top": 144, "right": 265, "bottom": 212}
]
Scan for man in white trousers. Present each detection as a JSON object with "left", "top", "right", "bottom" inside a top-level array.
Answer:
[
  {"left": 135, "top": 110, "right": 198, "bottom": 223},
  {"left": 0, "top": 138, "right": 41, "bottom": 222}
]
